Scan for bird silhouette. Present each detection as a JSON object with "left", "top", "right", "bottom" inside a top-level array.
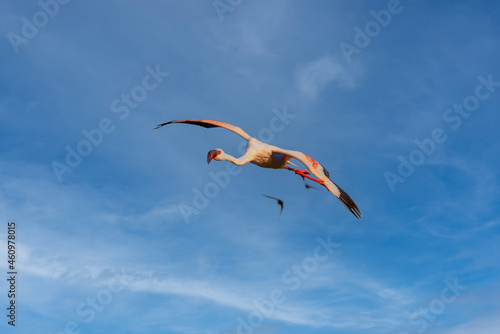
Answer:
[
  {"left": 262, "top": 194, "right": 284, "bottom": 219},
  {"left": 304, "top": 180, "right": 318, "bottom": 189}
]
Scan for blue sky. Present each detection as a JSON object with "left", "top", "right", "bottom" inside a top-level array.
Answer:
[{"left": 1, "top": 0, "right": 500, "bottom": 333}]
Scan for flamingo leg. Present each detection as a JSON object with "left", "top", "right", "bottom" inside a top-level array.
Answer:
[{"left": 284, "top": 166, "right": 325, "bottom": 186}]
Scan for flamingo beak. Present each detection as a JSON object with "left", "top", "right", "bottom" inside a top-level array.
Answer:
[{"left": 207, "top": 150, "right": 218, "bottom": 164}]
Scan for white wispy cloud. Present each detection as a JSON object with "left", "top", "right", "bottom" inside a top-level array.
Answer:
[
  {"left": 295, "top": 56, "right": 361, "bottom": 100},
  {"left": 440, "top": 313, "right": 500, "bottom": 334},
  {"left": 0, "top": 219, "right": 413, "bottom": 331},
  {"left": 207, "top": 0, "right": 288, "bottom": 57}
]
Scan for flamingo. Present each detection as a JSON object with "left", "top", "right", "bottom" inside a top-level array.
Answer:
[{"left": 155, "top": 119, "right": 361, "bottom": 219}]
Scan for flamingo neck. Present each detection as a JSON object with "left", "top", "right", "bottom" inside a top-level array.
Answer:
[{"left": 219, "top": 153, "right": 250, "bottom": 166}]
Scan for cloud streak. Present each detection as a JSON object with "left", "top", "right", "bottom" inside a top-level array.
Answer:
[{"left": 295, "top": 56, "right": 360, "bottom": 100}]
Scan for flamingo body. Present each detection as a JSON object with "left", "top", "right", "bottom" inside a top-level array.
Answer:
[{"left": 246, "top": 139, "right": 290, "bottom": 168}]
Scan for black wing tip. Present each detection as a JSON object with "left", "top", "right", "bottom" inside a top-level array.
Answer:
[
  {"left": 154, "top": 120, "right": 220, "bottom": 130},
  {"left": 154, "top": 121, "right": 172, "bottom": 130},
  {"left": 338, "top": 187, "right": 362, "bottom": 220}
]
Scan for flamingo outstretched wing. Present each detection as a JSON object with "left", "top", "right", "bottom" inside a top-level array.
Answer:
[
  {"left": 271, "top": 147, "right": 361, "bottom": 219},
  {"left": 155, "top": 119, "right": 251, "bottom": 141}
]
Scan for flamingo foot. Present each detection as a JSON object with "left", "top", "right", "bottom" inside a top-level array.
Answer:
[{"left": 284, "top": 166, "right": 325, "bottom": 186}]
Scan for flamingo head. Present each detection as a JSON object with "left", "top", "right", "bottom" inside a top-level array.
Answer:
[{"left": 207, "top": 149, "right": 223, "bottom": 164}]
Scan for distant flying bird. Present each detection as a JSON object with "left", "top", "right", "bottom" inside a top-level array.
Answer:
[
  {"left": 155, "top": 119, "right": 361, "bottom": 219},
  {"left": 304, "top": 180, "right": 317, "bottom": 189},
  {"left": 262, "top": 195, "right": 284, "bottom": 219}
]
